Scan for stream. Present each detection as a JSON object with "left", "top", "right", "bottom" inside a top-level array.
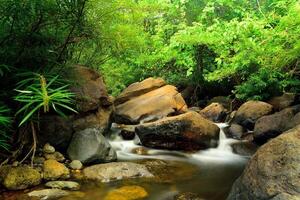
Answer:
[{"left": 72, "top": 123, "right": 249, "bottom": 200}]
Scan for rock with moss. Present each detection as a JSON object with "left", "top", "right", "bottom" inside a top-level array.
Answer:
[
  {"left": 43, "top": 159, "right": 70, "bottom": 181},
  {"left": 0, "top": 165, "right": 41, "bottom": 190}
]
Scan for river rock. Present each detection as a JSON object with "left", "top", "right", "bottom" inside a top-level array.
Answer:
[
  {"left": 115, "top": 77, "right": 166, "bottom": 105},
  {"left": 43, "top": 143, "right": 56, "bottom": 154},
  {"left": 225, "top": 124, "right": 245, "bottom": 139},
  {"left": 44, "top": 152, "right": 65, "bottom": 162},
  {"left": 174, "top": 192, "right": 205, "bottom": 200},
  {"left": 70, "top": 65, "right": 111, "bottom": 112},
  {"left": 200, "top": 102, "right": 227, "bottom": 122},
  {"left": 43, "top": 160, "right": 70, "bottom": 181},
  {"left": 69, "top": 160, "right": 83, "bottom": 170},
  {"left": 104, "top": 185, "right": 148, "bottom": 200},
  {"left": 253, "top": 105, "right": 300, "bottom": 144},
  {"left": 115, "top": 84, "right": 188, "bottom": 124},
  {"left": 208, "top": 96, "right": 232, "bottom": 110},
  {"left": 45, "top": 181, "right": 80, "bottom": 191},
  {"left": 67, "top": 128, "right": 116, "bottom": 165},
  {"left": 233, "top": 100, "right": 273, "bottom": 130},
  {"left": 268, "top": 93, "right": 295, "bottom": 111},
  {"left": 28, "top": 189, "right": 70, "bottom": 200},
  {"left": 231, "top": 141, "right": 258, "bottom": 157},
  {"left": 83, "top": 162, "right": 154, "bottom": 182},
  {"left": 0, "top": 165, "right": 41, "bottom": 190},
  {"left": 38, "top": 115, "right": 74, "bottom": 152},
  {"left": 227, "top": 125, "right": 300, "bottom": 200},
  {"left": 135, "top": 111, "right": 220, "bottom": 150}
]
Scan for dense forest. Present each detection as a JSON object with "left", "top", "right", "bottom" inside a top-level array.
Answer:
[{"left": 0, "top": 0, "right": 299, "bottom": 200}]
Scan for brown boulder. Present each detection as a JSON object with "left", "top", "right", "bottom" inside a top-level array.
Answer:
[
  {"left": 115, "top": 77, "right": 166, "bottom": 105},
  {"left": 70, "top": 65, "right": 111, "bottom": 112},
  {"left": 135, "top": 111, "right": 220, "bottom": 150},
  {"left": 234, "top": 101, "right": 273, "bottom": 130},
  {"left": 254, "top": 105, "right": 300, "bottom": 144},
  {"left": 200, "top": 103, "right": 227, "bottom": 122},
  {"left": 268, "top": 93, "right": 295, "bottom": 111},
  {"left": 227, "top": 125, "right": 300, "bottom": 200},
  {"left": 115, "top": 85, "right": 188, "bottom": 124}
]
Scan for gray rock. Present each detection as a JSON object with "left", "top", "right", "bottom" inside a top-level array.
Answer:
[
  {"left": 27, "top": 189, "right": 70, "bottom": 200},
  {"left": 69, "top": 160, "right": 83, "bottom": 170},
  {"left": 83, "top": 162, "right": 154, "bottom": 182},
  {"left": 67, "top": 128, "right": 117, "bottom": 165},
  {"left": 43, "top": 143, "right": 55, "bottom": 154},
  {"left": 45, "top": 181, "right": 80, "bottom": 191},
  {"left": 227, "top": 125, "right": 300, "bottom": 200}
]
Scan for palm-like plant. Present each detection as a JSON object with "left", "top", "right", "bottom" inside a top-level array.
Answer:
[{"left": 0, "top": 105, "right": 11, "bottom": 151}]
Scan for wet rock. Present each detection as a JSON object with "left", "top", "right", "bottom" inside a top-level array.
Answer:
[
  {"left": 83, "top": 162, "right": 154, "bottom": 182},
  {"left": 69, "top": 65, "right": 111, "bottom": 112},
  {"left": 115, "top": 84, "right": 188, "bottom": 124},
  {"left": 43, "top": 143, "right": 55, "bottom": 154},
  {"left": 225, "top": 124, "right": 245, "bottom": 139},
  {"left": 120, "top": 130, "right": 135, "bottom": 140},
  {"left": 208, "top": 96, "right": 232, "bottom": 110},
  {"left": 0, "top": 165, "right": 41, "bottom": 190},
  {"left": 233, "top": 101, "right": 273, "bottom": 130},
  {"left": 268, "top": 93, "right": 295, "bottom": 111},
  {"left": 27, "top": 189, "right": 70, "bottom": 200},
  {"left": 38, "top": 115, "right": 74, "bottom": 152},
  {"left": 115, "top": 77, "right": 166, "bottom": 106},
  {"left": 67, "top": 128, "right": 116, "bottom": 165},
  {"left": 227, "top": 125, "right": 300, "bottom": 200},
  {"left": 45, "top": 181, "right": 80, "bottom": 191},
  {"left": 44, "top": 152, "right": 65, "bottom": 162},
  {"left": 104, "top": 185, "right": 148, "bottom": 200},
  {"left": 131, "top": 147, "right": 149, "bottom": 155},
  {"left": 73, "top": 107, "right": 112, "bottom": 132},
  {"left": 43, "top": 159, "right": 70, "bottom": 181},
  {"left": 200, "top": 103, "right": 227, "bottom": 122},
  {"left": 174, "top": 192, "right": 205, "bottom": 200},
  {"left": 136, "top": 111, "right": 220, "bottom": 150},
  {"left": 254, "top": 105, "right": 300, "bottom": 144},
  {"left": 231, "top": 142, "right": 259, "bottom": 157},
  {"left": 69, "top": 160, "right": 83, "bottom": 170}
]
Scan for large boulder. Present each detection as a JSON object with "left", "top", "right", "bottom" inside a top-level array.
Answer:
[
  {"left": 38, "top": 115, "right": 74, "bottom": 152},
  {"left": 0, "top": 165, "right": 41, "bottom": 190},
  {"left": 135, "top": 111, "right": 220, "bottom": 150},
  {"left": 115, "top": 77, "right": 166, "bottom": 105},
  {"left": 233, "top": 101, "right": 273, "bottom": 130},
  {"left": 268, "top": 93, "right": 296, "bottom": 111},
  {"left": 70, "top": 65, "right": 111, "bottom": 112},
  {"left": 67, "top": 128, "right": 116, "bottom": 165},
  {"left": 227, "top": 125, "right": 300, "bottom": 200},
  {"left": 83, "top": 162, "right": 154, "bottom": 182},
  {"left": 253, "top": 105, "right": 300, "bottom": 144},
  {"left": 199, "top": 103, "right": 227, "bottom": 122},
  {"left": 114, "top": 84, "right": 188, "bottom": 124}
]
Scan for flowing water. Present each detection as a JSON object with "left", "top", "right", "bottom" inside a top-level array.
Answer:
[{"left": 72, "top": 123, "right": 249, "bottom": 200}]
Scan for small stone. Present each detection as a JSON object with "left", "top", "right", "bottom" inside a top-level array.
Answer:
[
  {"left": 45, "top": 181, "right": 80, "bottom": 191},
  {"left": 44, "top": 152, "right": 65, "bottom": 162},
  {"left": 69, "top": 160, "right": 83, "bottom": 170},
  {"left": 43, "top": 159, "right": 70, "bottom": 181},
  {"left": 104, "top": 185, "right": 148, "bottom": 200},
  {"left": 33, "top": 157, "right": 46, "bottom": 165},
  {"left": 131, "top": 147, "right": 148, "bottom": 155},
  {"left": 27, "top": 189, "right": 70, "bottom": 199},
  {"left": 12, "top": 161, "right": 19, "bottom": 167},
  {"left": 43, "top": 143, "right": 55, "bottom": 154}
]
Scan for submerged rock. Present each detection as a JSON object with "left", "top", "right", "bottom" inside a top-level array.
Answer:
[
  {"left": 43, "top": 159, "right": 70, "bottom": 181},
  {"left": 233, "top": 101, "right": 273, "bottom": 130},
  {"left": 27, "top": 189, "right": 70, "bottom": 200},
  {"left": 115, "top": 84, "right": 188, "bottom": 124},
  {"left": 227, "top": 125, "right": 300, "bottom": 200},
  {"left": 0, "top": 165, "right": 41, "bottom": 190},
  {"left": 136, "top": 111, "right": 220, "bottom": 150},
  {"left": 104, "top": 185, "right": 148, "bottom": 200},
  {"left": 45, "top": 181, "right": 80, "bottom": 191},
  {"left": 67, "top": 128, "right": 116, "bottom": 165},
  {"left": 174, "top": 192, "right": 205, "bottom": 200},
  {"left": 83, "top": 162, "right": 154, "bottom": 182}
]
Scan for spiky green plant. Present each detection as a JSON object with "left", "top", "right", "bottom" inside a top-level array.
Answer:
[
  {"left": 0, "top": 105, "right": 11, "bottom": 151},
  {"left": 15, "top": 73, "right": 77, "bottom": 126}
]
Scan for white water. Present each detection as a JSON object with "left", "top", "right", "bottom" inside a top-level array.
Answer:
[{"left": 109, "top": 123, "right": 247, "bottom": 164}]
